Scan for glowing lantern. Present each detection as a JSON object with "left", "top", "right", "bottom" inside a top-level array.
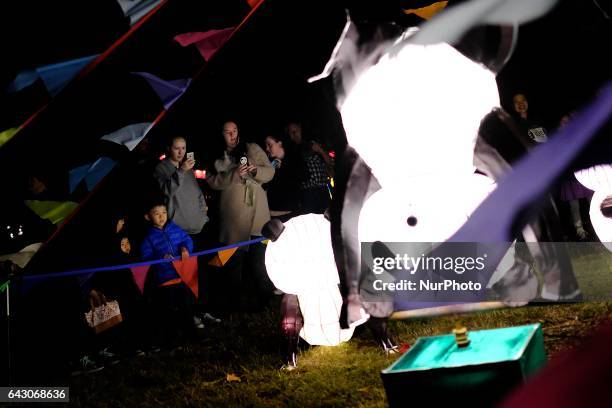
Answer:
[
  {"left": 575, "top": 165, "right": 612, "bottom": 251},
  {"left": 340, "top": 42, "right": 499, "bottom": 249},
  {"left": 265, "top": 214, "right": 358, "bottom": 345}
]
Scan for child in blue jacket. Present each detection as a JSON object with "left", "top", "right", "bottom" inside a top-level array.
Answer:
[{"left": 141, "top": 199, "right": 203, "bottom": 350}]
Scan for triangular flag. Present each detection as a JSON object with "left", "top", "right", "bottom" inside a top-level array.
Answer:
[
  {"left": 6, "top": 70, "right": 39, "bottom": 93},
  {"left": 0, "top": 127, "right": 19, "bottom": 148},
  {"left": 36, "top": 54, "right": 99, "bottom": 96},
  {"left": 100, "top": 122, "right": 152, "bottom": 151},
  {"left": 172, "top": 256, "right": 199, "bottom": 298},
  {"left": 247, "top": 0, "right": 263, "bottom": 8},
  {"left": 132, "top": 72, "right": 191, "bottom": 109},
  {"left": 117, "top": 0, "right": 163, "bottom": 25},
  {"left": 404, "top": 1, "right": 448, "bottom": 20},
  {"left": 174, "top": 28, "right": 234, "bottom": 61},
  {"left": 84, "top": 157, "right": 116, "bottom": 191},
  {"left": 69, "top": 162, "right": 94, "bottom": 193},
  {"left": 24, "top": 200, "right": 78, "bottom": 225},
  {"left": 69, "top": 157, "right": 116, "bottom": 193},
  {"left": 208, "top": 247, "right": 238, "bottom": 267},
  {"left": 131, "top": 264, "right": 151, "bottom": 293}
]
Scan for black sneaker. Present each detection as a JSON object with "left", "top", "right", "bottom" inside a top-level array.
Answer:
[
  {"left": 200, "top": 312, "right": 221, "bottom": 324},
  {"left": 193, "top": 315, "right": 205, "bottom": 329},
  {"left": 71, "top": 355, "right": 104, "bottom": 376},
  {"left": 98, "top": 348, "right": 121, "bottom": 366}
]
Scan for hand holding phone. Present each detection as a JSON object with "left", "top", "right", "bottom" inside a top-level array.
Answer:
[{"left": 186, "top": 152, "right": 195, "bottom": 161}]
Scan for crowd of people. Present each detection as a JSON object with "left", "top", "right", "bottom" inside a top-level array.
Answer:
[
  {"left": 10, "top": 119, "right": 335, "bottom": 376},
  {"left": 0, "top": 94, "right": 597, "bottom": 378}
]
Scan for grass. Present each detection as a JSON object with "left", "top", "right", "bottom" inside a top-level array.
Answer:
[
  {"left": 69, "top": 301, "right": 612, "bottom": 407},
  {"left": 70, "top": 243, "right": 612, "bottom": 407}
]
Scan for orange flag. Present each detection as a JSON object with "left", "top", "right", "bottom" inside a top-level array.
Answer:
[
  {"left": 131, "top": 265, "right": 151, "bottom": 294},
  {"left": 208, "top": 247, "right": 238, "bottom": 267},
  {"left": 404, "top": 1, "right": 448, "bottom": 20},
  {"left": 172, "top": 257, "right": 199, "bottom": 298}
]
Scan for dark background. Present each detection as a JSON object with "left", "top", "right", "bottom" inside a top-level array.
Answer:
[{"left": 0, "top": 0, "right": 609, "bottom": 271}]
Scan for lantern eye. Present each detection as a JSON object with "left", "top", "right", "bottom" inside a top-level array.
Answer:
[{"left": 407, "top": 216, "right": 418, "bottom": 227}]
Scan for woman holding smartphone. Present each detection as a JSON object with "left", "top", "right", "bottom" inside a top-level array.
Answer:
[
  {"left": 207, "top": 121, "right": 274, "bottom": 245},
  {"left": 153, "top": 136, "right": 209, "bottom": 237},
  {"left": 207, "top": 121, "right": 275, "bottom": 311}
]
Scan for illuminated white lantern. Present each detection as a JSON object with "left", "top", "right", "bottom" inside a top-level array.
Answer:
[
  {"left": 588, "top": 190, "right": 612, "bottom": 252},
  {"left": 575, "top": 165, "right": 612, "bottom": 252},
  {"left": 265, "top": 214, "right": 338, "bottom": 294},
  {"left": 341, "top": 42, "right": 499, "bottom": 248},
  {"left": 341, "top": 42, "right": 499, "bottom": 190},
  {"left": 575, "top": 164, "right": 612, "bottom": 192},
  {"left": 265, "top": 214, "right": 357, "bottom": 345}
]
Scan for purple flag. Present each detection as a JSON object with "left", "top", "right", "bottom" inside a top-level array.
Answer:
[{"left": 132, "top": 72, "right": 191, "bottom": 109}]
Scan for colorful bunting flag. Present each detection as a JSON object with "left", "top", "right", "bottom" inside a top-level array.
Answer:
[
  {"left": 0, "top": 280, "right": 9, "bottom": 293},
  {"left": 116, "top": 0, "right": 164, "bottom": 25},
  {"left": 24, "top": 200, "right": 78, "bottom": 225},
  {"left": 132, "top": 72, "right": 192, "bottom": 109},
  {"left": 6, "top": 70, "right": 39, "bottom": 93},
  {"left": 131, "top": 264, "right": 151, "bottom": 293},
  {"left": 85, "top": 157, "right": 117, "bottom": 191},
  {"left": 0, "top": 127, "right": 19, "bottom": 148},
  {"left": 69, "top": 157, "right": 117, "bottom": 193},
  {"left": 172, "top": 257, "right": 199, "bottom": 298},
  {"left": 100, "top": 122, "right": 152, "bottom": 151},
  {"left": 403, "top": 1, "right": 449, "bottom": 20},
  {"left": 208, "top": 247, "right": 238, "bottom": 267},
  {"left": 8, "top": 55, "right": 99, "bottom": 96},
  {"left": 174, "top": 27, "right": 235, "bottom": 61}
]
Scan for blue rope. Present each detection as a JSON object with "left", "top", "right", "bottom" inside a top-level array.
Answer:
[{"left": 19, "top": 237, "right": 265, "bottom": 282}]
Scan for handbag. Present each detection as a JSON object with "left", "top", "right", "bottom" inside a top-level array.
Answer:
[{"left": 84, "top": 300, "right": 123, "bottom": 334}]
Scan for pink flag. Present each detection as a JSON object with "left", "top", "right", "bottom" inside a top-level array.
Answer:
[
  {"left": 172, "top": 257, "right": 199, "bottom": 298},
  {"left": 174, "top": 27, "right": 234, "bottom": 61},
  {"left": 131, "top": 265, "right": 151, "bottom": 293}
]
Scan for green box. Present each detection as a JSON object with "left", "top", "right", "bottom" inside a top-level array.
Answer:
[{"left": 381, "top": 324, "right": 546, "bottom": 407}]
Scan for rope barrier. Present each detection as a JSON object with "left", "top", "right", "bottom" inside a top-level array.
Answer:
[{"left": 17, "top": 237, "right": 265, "bottom": 282}]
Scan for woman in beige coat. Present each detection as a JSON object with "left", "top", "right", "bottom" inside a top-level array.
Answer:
[{"left": 207, "top": 121, "right": 275, "bottom": 244}]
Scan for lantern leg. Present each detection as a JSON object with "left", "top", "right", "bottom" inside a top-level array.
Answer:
[
  {"left": 368, "top": 316, "right": 398, "bottom": 354},
  {"left": 279, "top": 294, "right": 303, "bottom": 370}
]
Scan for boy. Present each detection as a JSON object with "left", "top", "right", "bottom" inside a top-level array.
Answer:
[{"left": 141, "top": 199, "right": 203, "bottom": 350}]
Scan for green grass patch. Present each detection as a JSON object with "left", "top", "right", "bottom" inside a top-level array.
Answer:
[{"left": 70, "top": 244, "right": 612, "bottom": 406}]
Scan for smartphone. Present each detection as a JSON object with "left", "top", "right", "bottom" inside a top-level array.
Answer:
[{"left": 186, "top": 152, "right": 194, "bottom": 161}]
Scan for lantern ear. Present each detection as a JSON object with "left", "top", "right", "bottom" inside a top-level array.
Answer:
[
  {"left": 454, "top": 25, "right": 516, "bottom": 75},
  {"left": 262, "top": 218, "right": 285, "bottom": 242}
]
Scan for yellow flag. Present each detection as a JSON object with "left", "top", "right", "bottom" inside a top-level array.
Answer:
[
  {"left": 208, "top": 247, "right": 238, "bottom": 267},
  {"left": 24, "top": 200, "right": 78, "bottom": 225},
  {"left": 0, "top": 127, "right": 19, "bottom": 148},
  {"left": 404, "top": 1, "right": 448, "bottom": 20}
]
